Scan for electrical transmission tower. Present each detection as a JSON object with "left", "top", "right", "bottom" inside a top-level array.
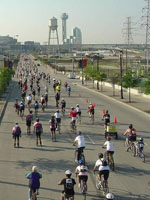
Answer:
[
  {"left": 142, "top": 0, "right": 150, "bottom": 71},
  {"left": 123, "top": 17, "right": 134, "bottom": 70}
]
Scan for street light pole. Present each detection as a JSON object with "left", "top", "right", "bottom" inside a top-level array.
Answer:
[{"left": 120, "top": 50, "right": 124, "bottom": 99}]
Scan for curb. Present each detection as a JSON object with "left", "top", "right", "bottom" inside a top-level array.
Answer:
[{"left": 77, "top": 83, "right": 150, "bottom": 118}]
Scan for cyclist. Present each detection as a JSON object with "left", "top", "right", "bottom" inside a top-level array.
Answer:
[
  {"left": 26, "top": 94, "right": 32, "bottom": 111},
  {"left": 135, "top": 137, "right": 144, "bottom": 156},
  {"left": 75, "top": 160, "right": 88, "bottom": 192},
  {"left": 123, "top": 124, "right": 137, "bottom": 147},
  {"left": 76, "top": 104, "right": 81, "bottom": 123},
  {"left": 26, "top": 110, "right": 33, "bottom": 135},
  {"left": 93, "top": 153, "right": 110, "bottom": 187},
  {"left": 44, "top": 92, "right": 48, "bottom": 107},
  {"left": 21, "top": 90, "right": 26, "bottom": 102},
  {"left": 33, "top": 118, "right": 43, "bottom": 146},
  {"left": 67, "top": 85, "right": 71, "bottom": 96},
  {"left": 103, "top": 110, "right": 110, "bottom": 129},
  {"left": 70, "top": 107, "right": 77, "bottom": 130},
  {"left": 49, "top": 115, "right": 57, "bottom": 141},
  {"left": 32, "top": 89, "right": 36, "bottom": 100},
  {"left": 37, "top": 85, "right": 40, "bottom": 96},
  {"left": 12, "top": 123, "right": 21, "bottom": 148},
  {"left": 14, "top": 98, "right": 20, "bottom": 115},
  {"left": 106, "top": 193, "right": 115, "bottom": 200},
  {"left": 73, "top": 131, "right": 85, "bottom": 162},
  {"left": 54, "top": 110, "right": 61, "bottom": 131},
  {"left": 58, "top": 170, "right": 76, "bottom": 200},
  {"left": 40, "top": 95, "right": 46, "bottom": 111},
  {"left": 64, "top": 81, "right": 68, "bottom": 91},
  {"left": 25, "top": 166, "right": 42, "bottom": 200},
  {"left": 88, "top": 103, "right": 94, "bottom": 118},
  {"left": 19, "top": 101, "right": 25, "bottom": 117},
  {"left": 55, "top": 92, "right": 60, "bottom": 108},
  {"left": 102, "top": 136, "right": 114, "bottom": 163},
  {"left": 60, "top": 98, "right": 66, "bottom": 114},
  {"left": 34, "top": 100, "right": 39, "bottom": 115}
]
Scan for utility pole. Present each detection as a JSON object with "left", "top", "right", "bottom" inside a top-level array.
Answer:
[
  {"left": 123, "top": 17, "right": 134, "bottom": 71},
  {"left": 120, "top": 51, "right": 124, "bottom": 99},
  {"left": 142, "top": 0, "right": 150, "bottom": 72}
]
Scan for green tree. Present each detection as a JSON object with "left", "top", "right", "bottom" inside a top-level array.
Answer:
[
  {"left": 95, "top": 70, "right": 107, "bottom": 91},
  {"left": 122, "top": 71, "right": 140, "bottom": 102},
  {"left": 141, "top": 74, "right": 150, "bottom": 94},
  {"left": 108, "top": 71, "right": 120, "bottom": 96}
]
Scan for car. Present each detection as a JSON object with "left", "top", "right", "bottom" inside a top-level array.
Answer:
[{"left": 67, "top": 73, "right": 76, "bottom": 79}]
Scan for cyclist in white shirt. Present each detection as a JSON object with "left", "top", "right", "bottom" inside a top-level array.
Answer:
[
  {"left": 93, "top": 153, "right": 110, "bottom": 184},
  {"left": 75, "top": 160, "right": 88, "bottom": 191},
  {"left": 103, "top": 136, "right": 114, "bottom": 157},
  {"left": 54, "top": 110, "right": 61, "bottom": 130},
  {"left": 73, "top": 131, "right": 85, "bottom": 162}
]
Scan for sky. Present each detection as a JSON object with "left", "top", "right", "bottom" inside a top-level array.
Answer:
[{"left": 0, "top": 0, "right": 147, "bottom": 44}]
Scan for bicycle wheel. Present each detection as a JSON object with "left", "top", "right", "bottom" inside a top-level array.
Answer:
[
  {"left": 141, "top": 153, "right": 145, "bottom": 163},
  {"left": 95, "top": 176, "right": 101, "bottom": 190},
  {"left": 103, "top": 181, "right": 109, "bottom": 195}
]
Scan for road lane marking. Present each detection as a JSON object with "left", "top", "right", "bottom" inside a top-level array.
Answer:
[{"left": 86, "top": 134, "right": 95, "bottom": 144}]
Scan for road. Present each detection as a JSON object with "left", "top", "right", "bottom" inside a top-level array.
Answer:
[{"left": 0, "top": 55, "right": 150, "bottom": 200}]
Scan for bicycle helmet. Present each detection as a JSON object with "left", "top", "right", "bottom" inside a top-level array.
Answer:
[
  {"left": 77, "top": 131, "right": 81, "bottom": 135},
  {"left": 65, "top": 170, "right": 72, "bottom": 175},
  {"left": 32, "top": 166, "right": 37, "bottom": 172},
  {"left": 106, "top": 110, "right": 109, "bottom": 114},
  {"left": 78, "top": 160, "right": 84, "bottom": 164},
  {"left": 98, "top": 153, "right": 103, "bottom": 158},
  {"left": 56, "top": 110, "right": 59, "bottom": 112},
  {"left": 140, "top": 137, "right": 143, "bottom": 141},
  {"left": 76, "top": 104, "right": 79, "bottom": 107},
  {"left": 106, "top": 193, "right": 114, "bottom": 199},
  {"left": 36, "top": 118, "right": 39, "bottom": 122}
]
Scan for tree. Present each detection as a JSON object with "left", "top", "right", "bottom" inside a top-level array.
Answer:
[
  {"left": 95, "top": 70, "right": 107, "bottom": 91},
  {"left": 141, "top": 74, "right": 150, "bottom": 94},
  {"left": 108, "top": 71, "right": 120, "bottom": 96},
  {"left": 122, "top": 71, "right": 140, "bottom": 102}
]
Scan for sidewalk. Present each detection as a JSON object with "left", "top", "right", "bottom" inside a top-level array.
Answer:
[{"left": 77, "top": 79, "right": 150, "bottom": 115}]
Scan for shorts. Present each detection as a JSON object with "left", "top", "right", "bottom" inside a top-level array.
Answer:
[
  {"left": 56, "top": 118, "right": 61, "bottom": 123},
  {"left": 77, "top": 112, "right": 81, "bottom": 116},
  {"left": 51, "top": 128, "right": 56, "bottom": 131},
  {"left": 79, "top": 175, "right": 88, "bottom": 182},
  {"left": 99, "top": 170, "right": 109, "bottom": 181},
  {"left": 107, "top": 151, "right": 114, "bottom": 155},
  {"left": 27, "top": 100, "right": 31, "bottom": 105},
  {"left": 36, "top": 131, "right": 41, "bottom": 137},
  {"left": 26, "top": 120, "right": 31, "bottom": 126},
  {"left": 104, "top": 120, "right": 110, "bottom": 125},
  {"left": 128, "top": 135, "right": 136, "bottom": 142}
]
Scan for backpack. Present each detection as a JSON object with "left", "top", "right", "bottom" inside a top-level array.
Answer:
[
  {"left": 102, "top": 159, "right": 108, "bottom": 167},
  {"left": 29, "top": 172, "right": 40, "bottom": 190},
  {"left": 65, "top": 178, "right": 73, "bottom": 190}
]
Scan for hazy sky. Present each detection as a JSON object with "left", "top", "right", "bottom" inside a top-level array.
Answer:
[{"left": 0, "top": 0, "right": 146, "bottom": 44}]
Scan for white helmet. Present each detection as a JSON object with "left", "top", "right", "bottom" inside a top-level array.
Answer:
[
  {"left": 106, "top": 193, "right": 114, "bottom": 199},
  {"left": 65, "top": 170, "right": 72, "bottom": 175},
  {"left": 32, "top": 166, "right": 37, "bottom": 172}
]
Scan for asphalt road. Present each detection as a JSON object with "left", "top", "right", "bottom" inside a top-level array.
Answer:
[{"left": 0, "top": 55, "right": 150, "bottom": 200}]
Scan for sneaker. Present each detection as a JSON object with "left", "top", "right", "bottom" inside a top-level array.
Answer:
[{"left": 78, "top": 183, "right": 81, "bottom": 188}]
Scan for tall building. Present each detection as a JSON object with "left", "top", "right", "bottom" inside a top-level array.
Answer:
[
  {"left": 61, "top": 13, "right": 68, "bottom": 44},
  {"left": 72, "top": 27, "right": 82, "bottom": 45}
]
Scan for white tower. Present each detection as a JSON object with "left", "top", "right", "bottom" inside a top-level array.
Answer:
[
  {"left": 48, "top": 17, "right": 59, "bottom": 55},
  {"left": 61, "top": 13, "right": 68, "bottom": 44}
]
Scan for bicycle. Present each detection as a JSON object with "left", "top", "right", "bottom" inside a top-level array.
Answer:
[
  {"left": 74, "top": 148, "right": 85, "bottom": 164},
  {"left": 56, "top": 122, "right": 61, "bottom": 134},
  {"left": 88, "top": 111, "right": 94, "bottom": 124},
  {"left": 103, "top": 149, "right": 115, "bottom": 171},
  {"left": 94, "top": 171, "right": 109, "bottom": 195},
  {"left": 80, "top": 179, "right": 87, "bottom": 200},
  {"left": 70, "top": 120, "right": 76, "bottom": 133},
  {"left": 135, "top": 145, "right": 145, "bottom": 162},
  {"left": 41, "top": 104, "right": 45, "bottom": 112},
  {"left": 76, "top": 114, "right": 81, "bottom": 124},
  {"left": 125, "top": 140, "right": 136, "bottom": 156},
  {"left": 31, "top": 189, "right": 37, "bottom": 200},
  {"left": 61, "top": 107, "right": 65, "bottom": 116}
]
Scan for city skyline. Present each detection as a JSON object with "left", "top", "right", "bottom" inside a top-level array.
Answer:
[{"left": 0, "top": 0, "right": 146, "bottom": 44}]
